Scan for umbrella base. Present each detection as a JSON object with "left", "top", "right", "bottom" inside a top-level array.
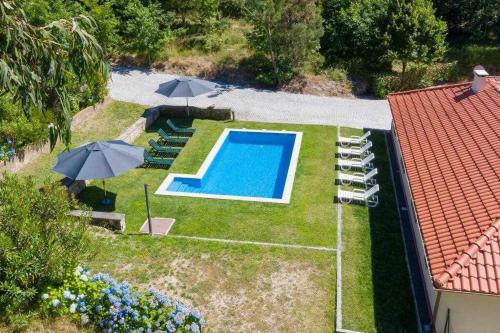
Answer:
[{"left": 101, "top": 197, "right": 113, "bottom": 206}]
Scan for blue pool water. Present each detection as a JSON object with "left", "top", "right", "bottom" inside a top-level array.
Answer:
[{"left": 166, "top": 130, "right": 298, "bottom": 199}]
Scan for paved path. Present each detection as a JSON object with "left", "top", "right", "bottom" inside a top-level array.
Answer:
[
  {"left": 170, "top": 235, "right": 336, "bottom": 252},
  {"left": 109, "top": 67, "right": 392, "bottom": 130}
]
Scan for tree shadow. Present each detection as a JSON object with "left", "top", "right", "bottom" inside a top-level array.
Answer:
[
  {"left": 77, "top": 185, "right": 117, "bottom": 212},
  {"left": 367, "top": 130, "right": 419, "bottom": 332}
]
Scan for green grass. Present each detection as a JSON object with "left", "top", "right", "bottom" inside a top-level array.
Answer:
[
  {"left": 88, "top": 237, "right": 336, "bottom": 332},
  {"left": 341, "top": 130, "right": 418, "bottom": 333},
  {"left": 165, "top": 19, "right": 252, "bottom": 65},
  {"left": 18, "top": 100, "right": 148, "bottom": 184},
  {"left": 78, "top": 117, "right": 338, "bottom": 247},
  {"left": 18, "top": 101, "right": 418, "bottom": 332}
]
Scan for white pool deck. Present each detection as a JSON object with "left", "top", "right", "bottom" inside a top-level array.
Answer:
[{"left": 155, "top": 129, "right": 302, "bottom": 204}]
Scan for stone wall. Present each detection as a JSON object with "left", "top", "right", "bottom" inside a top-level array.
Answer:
[
  {"left": 71, "top": 97, "right": 112, "bottom": 130},
  {"left": 157, "top": 105, "right": 234, "bottom": 121},
  {"left": 0, "top": 97, "right": 112, "bottom": 174},
  {"left": 115, "top": 106, "right": 160, "bottom": 143}
]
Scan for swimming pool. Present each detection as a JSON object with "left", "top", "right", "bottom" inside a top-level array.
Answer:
[{"left": 155, "top": 129, "right": 302, "bottom": 203}]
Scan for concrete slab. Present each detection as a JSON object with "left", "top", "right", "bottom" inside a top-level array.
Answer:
[{"left": 139, "top": 217, "right": 175, "bottom": 236}]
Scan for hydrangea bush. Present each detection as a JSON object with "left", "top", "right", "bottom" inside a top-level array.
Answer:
[
  {"left": 42, "top": 267, "right": 205, "bottom": 332},
  {"left": 0, "top": 139, "right": 15, "bottom": 162}
]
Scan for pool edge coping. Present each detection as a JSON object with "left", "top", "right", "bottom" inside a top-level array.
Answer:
[{"left": 154, "top": 128, "right": 303, "bottom": 204}]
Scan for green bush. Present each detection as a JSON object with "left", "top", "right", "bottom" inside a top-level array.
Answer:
[
  {"left": 373, "top": 74, "right": 401, "bottom": 98},
  {"left": 449, "top": 45, "right": 500, "bottom": 74},
  {"left": 0, "top": 174, "right": 91, "bottom": 326},
  {"left": 41, "top": 268, "right": 205, "bottom": 332},
  {"left": 325, "top": 67, "right": 348, "bottom": 82},
  {"left": 0, "top": 96, "right": 47, "bottom": 151},
  {"left": 373, "top": 62, "right": 459, "bottom": 97}
]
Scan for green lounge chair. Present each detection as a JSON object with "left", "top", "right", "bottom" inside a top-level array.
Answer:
[
  {"left": 144, "top": 150, "right": 174, "bottom": 168},
  {"left": 166, "top": 119, "right": 195, "bottom": 136},
  {"left": 148, "top": 139, "right": 182, "bottom": 155},
  {"left": 158, "top": 128, "right": 189, "bottom": 145}
]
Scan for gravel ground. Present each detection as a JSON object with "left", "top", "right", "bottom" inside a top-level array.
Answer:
[{"left": 109, "top": 67, "right": 392, "bottom": 130}]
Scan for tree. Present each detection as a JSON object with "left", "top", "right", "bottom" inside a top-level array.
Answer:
[
  {"left": 0, "top": 173, "right": 91, "bottom": 325},
  {"left": 244, "top": 0, "right": 323, "bottom": 85},
  {"left": 321, "top": 0, "right": 390, "bottom": 71},
  {"left": 433, "top": 0, "right": 499, "bottom": 42},
  {"left": 163, "top": 0, "right": 199, "bottom": 27},
  {"left": 81, "top": 0, "right": 121, "bottom": 55},
  {"left": 118, "top": 0, "right": 171, "bottom": 63},
  {"left": 384, "top": 0, "right": 447, "bottom": 77},
  {"left": 0, "top": 1, "right": 108, "bottom": 147}
]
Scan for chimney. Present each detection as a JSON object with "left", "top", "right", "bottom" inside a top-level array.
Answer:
[{"left": 471, "top": 65, "right": 489, "bottom": 93}]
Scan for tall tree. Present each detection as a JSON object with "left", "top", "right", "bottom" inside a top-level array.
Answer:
[
  {"left": 0, "top": 1, "right": 108, "bottom": 147},
  {"left": 433, "top": 0, "right": 499, "bottom": 42},
  {"left": 384, "top": 0, "right": 447, "bottom": 77},
  {"left": 321, "top": 0, "right": 390, "bottom": 70},
  {"left": 120, "top": 0, "right": 171, "bottom": 63},
  {"left": 244, "top": 0, "right": 323, "bottom": 85}
]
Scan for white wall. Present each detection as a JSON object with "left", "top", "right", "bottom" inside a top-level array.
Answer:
[
  {"left": 434, "top": 291, "right": 500, "bottom": 333},
  {"left": 391, "top": 125, "right": 437, "bottom": 309}
]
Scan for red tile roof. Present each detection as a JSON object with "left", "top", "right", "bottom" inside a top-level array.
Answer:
[{"left": 388, "top": 77, "right": 500, "bottom": 294}]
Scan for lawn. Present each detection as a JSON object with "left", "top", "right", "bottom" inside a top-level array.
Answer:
[
  {"left": 18, "top": 100, "right": 148, "bottom": 184},
  {"left": 340, "top": 130, "right": 418, "bottom": 333},
  {"left": 17, "top": 101, "right": 417, "bottom": 332},
  {"left": 78, "top": 116, "right": 338, "bottom": 247},
  {"left": 82, "top": 115, "right": 339, "bottom": 331}
]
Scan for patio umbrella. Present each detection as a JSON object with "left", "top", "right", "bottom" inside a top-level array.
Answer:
[
  {"left": 156, "top": 77, "right": 217, "bottom": 116},
  {"left": 53, "top": 140, "right": 145, "bottom": 204}
]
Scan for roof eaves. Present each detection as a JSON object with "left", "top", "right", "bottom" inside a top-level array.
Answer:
[{"left": 433, "top": 218, "right": 500, "bottom": 289}]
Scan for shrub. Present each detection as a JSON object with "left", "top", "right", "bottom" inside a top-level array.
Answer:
[
  {"left": 42, "top": 267, "right": 205, "bottom": 333},
  {"left": 373, "top": 74, "right": 401, "bottom": 98},
  {"left": 0, "top": 96, "right": 47, "bottom": 151},
  {"left": 0, "top": 174, "right": 91, "bottom": 326},
  {"left": 325, "top": 67, "right": 348, "bottom": 82},
  {"left": 373, "top": 62, "right": 459, "bottom": 97},
  {"left": 449, "top": 45, "right": 500, "bottom": 74}
]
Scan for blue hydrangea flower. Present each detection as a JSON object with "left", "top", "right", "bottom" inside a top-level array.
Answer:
[
  {"left": 166, "top": 321, "right": 176, "bottom": 333},
  {"left": 51, "top": 299, "right": 60, "bottom": 307},
  {"left": 191, "top": 323, "right": 200, "bottom": 333}
]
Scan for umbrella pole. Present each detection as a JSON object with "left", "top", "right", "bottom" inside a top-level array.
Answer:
[
  {"left": 144, "top": 184, "right": 153, "bottom": 235},
  {"left": 102, "top": 179, "right": 111, "bottom": 205},
  {"left": 186, "top": 97, "right": 189, "bottom": 118}
]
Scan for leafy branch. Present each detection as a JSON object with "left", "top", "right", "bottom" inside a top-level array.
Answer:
[{"left": 0, "top": 1, "right": 109, "bottom": 147}]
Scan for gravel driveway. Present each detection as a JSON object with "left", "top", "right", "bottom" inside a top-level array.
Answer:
[{"left": 109, "top": 67, "right": 392, "bottom": 130}]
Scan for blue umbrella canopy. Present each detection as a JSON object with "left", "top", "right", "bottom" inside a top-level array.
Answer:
[
  {"left": 53, "top": 140, "right": 144, "bottom": 180},
  {"left": 156, "top": 77, "right": 216, "bottom": 98}
]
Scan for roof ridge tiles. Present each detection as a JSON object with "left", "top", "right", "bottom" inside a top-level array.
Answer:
[
  {"left": 388, "top": 76, "right": 500, "bottom": 96},
  {"left": 433, "top": 219, "right": 500, "bottom": 289},
  {"left": 388, "top": 82, "right": 471, "bottom": 96}
]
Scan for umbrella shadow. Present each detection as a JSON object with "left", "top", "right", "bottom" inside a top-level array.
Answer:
[
  {"left": 145, "top": 116, "right": 194, "bottom": 134},
  {"left": 77, "top": 186, "right": 117, "bottom": 212}
]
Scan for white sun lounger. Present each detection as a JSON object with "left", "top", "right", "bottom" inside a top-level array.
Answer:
[
  {"left": 337, "top": 184, "right": 380, "bottom": 207},
  {"left": 338, "top": 130, "right": 371, "bottom": 147},
  {"left": 337, "top": 153, "right": 375, "bottom": 171},
  {"left": 337, "top": 141, "right": 372, "bottom": 158},
  {"left": 338, "top": 168, "right": 378, "bottom": 186}
]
